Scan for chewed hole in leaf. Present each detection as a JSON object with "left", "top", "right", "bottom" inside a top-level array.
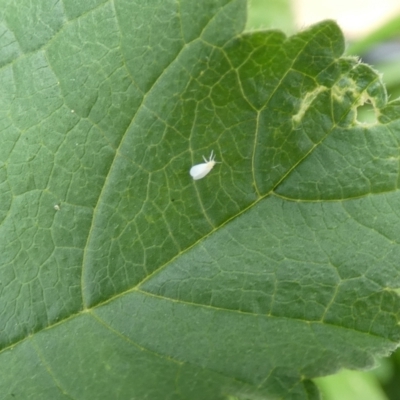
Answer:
[{"left": 356, "top": 100, "right": 379, "bottom": 124}]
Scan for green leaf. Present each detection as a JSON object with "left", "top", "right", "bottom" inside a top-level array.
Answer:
[{"left": 1, "top": 1, "right": 400, "bottom": 399}]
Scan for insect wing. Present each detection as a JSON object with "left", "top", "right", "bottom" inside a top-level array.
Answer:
[{"left": 190, "top": 163, "right": 212, "bottom": 180}]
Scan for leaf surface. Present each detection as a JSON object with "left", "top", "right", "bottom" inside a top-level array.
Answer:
[{"left": 1, "top": 1, "right": 400, "bottom": 399}]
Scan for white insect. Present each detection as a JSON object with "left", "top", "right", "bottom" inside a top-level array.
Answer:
[{"left": 190, "top": 150, "right": 220, "bottom": 180}]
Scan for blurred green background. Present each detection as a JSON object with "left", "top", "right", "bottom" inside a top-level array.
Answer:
[{"left": 246, "top": 1, "right": 400, "bottom": 399}]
